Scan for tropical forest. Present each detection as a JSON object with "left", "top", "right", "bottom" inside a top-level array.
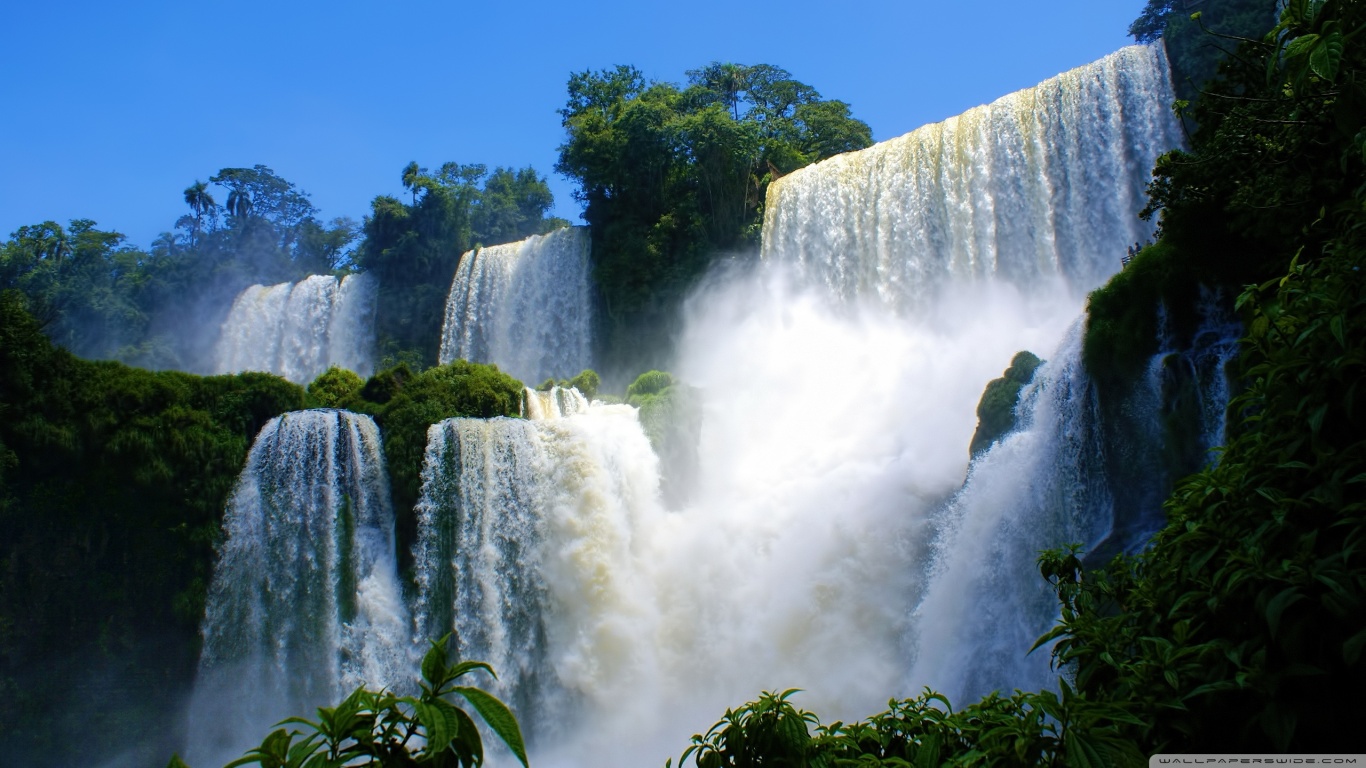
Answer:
[{"left": 0, "top": 0, "right": 1362, "bottom": 765}]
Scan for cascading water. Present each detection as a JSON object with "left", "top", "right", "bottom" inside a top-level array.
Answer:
[
  {"left": 439, "top": 227, "right": 594, "bottom": 384},
  {"left": 762, "top": 44, "right": 1182, "bottom": 308},
  {"left": 412, "top": 389, "right": 666, "bottom": 761},
  {"left": 398, "top": 43, "right": 1191, "bottom": 765},
  {"left": 185, "top": 409, "right": 409, "bottom": 767},
  {"left": 197, "top": 42, "right": 1198, "bottom": 767},
  {"left": 215, "top": 273, "right": 377, "bottom": 384}
]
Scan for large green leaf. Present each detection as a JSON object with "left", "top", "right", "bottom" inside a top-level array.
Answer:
[
  {"left": 1308, "top": 30, "right": 1344, "bottom": 81},
  {"left": 416, "top": 697, "right": 462, "bottom": 754},
  {"left": 452, "top": 686, "right": 528, "bottom": 767}
]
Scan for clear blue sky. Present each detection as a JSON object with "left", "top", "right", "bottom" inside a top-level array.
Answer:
[{"left": 0, "top": 1, "right": 1146, "bottom": 250}]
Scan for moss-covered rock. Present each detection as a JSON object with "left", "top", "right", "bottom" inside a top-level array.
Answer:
[{"left": 969, "top": 351, "right": 1043, "bottom": 458}]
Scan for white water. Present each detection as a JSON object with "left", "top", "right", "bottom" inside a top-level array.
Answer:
[
  {"left": 196, "top": 43, "right": 1193, "bottom": 768},
  {"left": 186, "top": 410, "right": 409, "bottom": 768},
  {"left": 763, "top": 44, "right": 1181, "bottom": 309},
  {"left": 406, "top": 44, "right": 1185, "bottom": 765},
  {"left": 215, "top": 273, "right": 377, "bottom": 384},
  {"left": 439, "top": 227, "right": 594, "bottom": 384}
]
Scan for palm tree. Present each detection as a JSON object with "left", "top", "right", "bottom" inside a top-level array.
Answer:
[
  {"left": 401, "top": 161, "right": 425, "bottom": 205},
  {"left": 183, "top": 180, "right": 216, "bottom": 246}
]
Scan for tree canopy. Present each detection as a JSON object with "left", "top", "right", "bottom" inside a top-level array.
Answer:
[{"left": 556, "top": 62, "right": 873, "bottom": 374}]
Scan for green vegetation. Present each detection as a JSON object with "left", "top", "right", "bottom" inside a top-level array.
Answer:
[
  {"left": 1130, "top": 0, "right": 1279, "bottom": 107},
  {"left": 1050, "top": 0, "right": 1366, "bottom": 753},
  {"left": 181, "top": 635, "right": 526, "bottom": 768},
  {"left": 359, "top": 163, "right": 568, "bottom": 370},
  {"left": 0, "top": 165, "right": 359, "bottom": 371},
  {"left": 671, "top": 686, "right": 1144, "bottom": 768},
  {"left": 626, "top": 370, "right": 701, "bottom": 509},
  {"left": 307, "top": 366, "right": 367, "bottom": 409},
  {"left": 0, "top": 290, "right": 306, "bottom": 765},
  {"left": 557, "top": 63, "right": 873, "bottom": 374},
  {"left": 969, "top": 351, "right": 1043, "bottom": 458}
]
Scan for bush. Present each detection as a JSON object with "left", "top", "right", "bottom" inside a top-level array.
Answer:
[{"left": 306, "top": 366, "right": 366, "bottom": 409}]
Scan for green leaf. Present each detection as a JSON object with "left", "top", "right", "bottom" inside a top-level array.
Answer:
[
  {"left": 422, "top": 636, "right": 450, "bottom": 687},
  {"left": 417, "top": 697, "right": 462, "bottom": 754},
  {"left": 452, "top": 686, "right": 529, "bottom": 767},
  {"left": 1309, "top": 31, "right": 1343, "bottom": 80},
  {"left": 166, "top": 755, "right": 193, "bottom": 768},
  {"left": 450, "top": 705, "right": 485, "bottom": 766},
  {"left": 446, "top": 659, "right": 496, "bottom": 683},
  {"left": 1344, "top": 627, "right": 1366, "bottom": 665},
  {"left": 1265, "top": 586, "right": 1305, "bottom": 637}
]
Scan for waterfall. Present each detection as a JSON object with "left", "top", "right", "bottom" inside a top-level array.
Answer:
[
  {"left": 215, "top": 273, "right": 377, "bottom": 384},
  {"left": 762, "top": 44, "right": 1182, "bottom": 310},
  {"left": 185, "top": 409, "right": 409, "bottom": 767},
  {"left": 193, "top": 43, "right": 1199, "bottom": 766},
  {"left": 439, "top": 227, "right": 594, "bottom": 384},
  {"left": 411, "top": 391, "right": 665, "bottom": 759},
  {"left": 396, "top": 43, "right": 1191, "bottom": 763}
]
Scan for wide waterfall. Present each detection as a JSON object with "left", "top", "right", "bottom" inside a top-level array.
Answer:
[
  {"left": 763, "top": 44, "right": 1182, "bottom": 309},
  {"left": 186, "top": 409, "right": 409, "bottom": 767},
  {"left": 214, "top": 273, "right": 377, "bottom": 384},
  {"left": 439, "top": 227, "right": 594, "bottom": 384},
  {"left": 194, "top": 43, "right": 1201, "bottom": 767}
]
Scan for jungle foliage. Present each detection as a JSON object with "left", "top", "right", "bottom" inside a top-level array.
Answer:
[
  {"left": 302, "top": 359, "right": 526, "bottom": 565},
  {"left": 181, "top": 635, "right": 527, "bottom": 768},
  {"left": 0, "top": 165, "right": 360, "bottom": 372},
  {"left": 1057, "top": 0, "right": 1366, "bottom": 753},
  {"left": 1130, "top": 0, "right": 1280, "bottom": 106},
  {"left": 0, "top": 290, "right": 306, "bottom": 765},
  {"left": 359, "top": 163, "right": 569, "bottom": 370},
  {"left": 556, "top": 63, "right": 873, "bottom": 374}
]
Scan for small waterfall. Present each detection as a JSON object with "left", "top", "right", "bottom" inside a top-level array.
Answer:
[
  {"left": 762, "top": 44, "right": 1182, "bottom": 310},
  {"left": 411, "top": 392, "right": 664, "bottom": 757},
  {"left": 910, "top": 322, "right": 1114, "bottom": 701},
  {"left": 439, "top": 227, "right": 594, "bottom": 384},
  {"left": 186, "top": 409, "right": 409, "bottom": 767},
  {"left": 215, "top": 273, "right": 377, "bottom": 384},
  {"left": 912, "top": 292, "right": 1241, "bottom": 705}
]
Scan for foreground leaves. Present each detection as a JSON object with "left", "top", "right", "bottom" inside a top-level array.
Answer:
[{"left": 192, "top": 635, "right": 526, "bottom": 768}]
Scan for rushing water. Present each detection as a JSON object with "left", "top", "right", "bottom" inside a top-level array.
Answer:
[
  {"left": 194, "top": 43, "right": 1208, "bottom": 767},
  {"left": 215, "top": 273, "right": 377, "bottom": 384},
  {"left": 762, "top": 44, "right": 1181, "bottom": 309},
  {"left": 439, "top": 227, "right": 594, "bottom": 384},
  {"left": 186, "top": 410, "right": 409, "bottom": 768}
]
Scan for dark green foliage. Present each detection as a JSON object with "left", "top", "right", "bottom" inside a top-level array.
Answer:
[
  {"left": 0, "top": 290, "right": 305, "bottom": 765},
  {"left": 1051, "top": 0, "right": 1366, "bottom": 753},
  {"left": 195, "top": 634, "right": 526, "bottom": 768},
  {"left": 307, "top": 366, "right": 366, "bottom": 409},
  {"left": 1130, "top": 0, "right": 1279, "bottom": 107},
  {"left": 969, "top": 351, "right": 1043, "bottom": 457},
  {"left": 1082, "top": 240, "right": 1209, "bottom": 392},
  {"left": 1, "top": 165, "right": 360, "bottom": 371},
  {"left": 557, "top": 63, "right": 872, "bottom": 374},
  {"left": 365, "top": 360, "right": 525, "bottom": 547},
  {"left": 359, "top": 163, "right": 566, "bottom": 369},
  {"left": 674, "top": 686, "right": 1145, "bottom": 768}
]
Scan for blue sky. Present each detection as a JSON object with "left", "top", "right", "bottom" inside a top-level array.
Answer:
[{"left": 0, "top": 1, "right": 1145, "bottom": 249}]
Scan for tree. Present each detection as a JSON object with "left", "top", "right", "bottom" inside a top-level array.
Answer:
[
  {"left": 556, "top": 62, "right": 873, "bottom": 373},
  {"left": 401, "top": 161, "right": 426, "bottom": 206},
  {"left": 182, "top": 180, "right": 217, "bottom": 247}
]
